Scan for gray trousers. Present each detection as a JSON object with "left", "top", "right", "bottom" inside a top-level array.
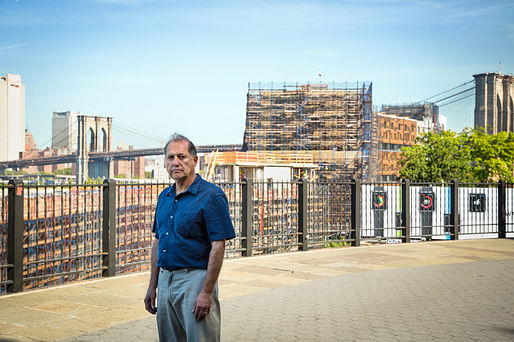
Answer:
[{"left": 157, "top": 268, "right": 220, "bottom": 342}]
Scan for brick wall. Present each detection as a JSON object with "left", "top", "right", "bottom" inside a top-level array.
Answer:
[{"left": 377, "top": 114, "right": 418, "bottom": 180}]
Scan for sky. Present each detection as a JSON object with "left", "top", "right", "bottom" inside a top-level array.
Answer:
[{"left": 1, "top": 0, "right": 513, "bottom": 149}]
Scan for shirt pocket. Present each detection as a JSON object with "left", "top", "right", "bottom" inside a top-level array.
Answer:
[{"left": 175, "top": 211, "right": 205, "bottom": 238}]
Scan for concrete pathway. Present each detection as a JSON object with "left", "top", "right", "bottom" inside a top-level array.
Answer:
[{"left": 1, "top": 239, "right": 513, "bottom": 341}]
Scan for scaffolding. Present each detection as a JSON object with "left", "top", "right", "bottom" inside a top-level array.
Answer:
[{"left": 243, "top": 82, "right": 375, "bottom": 180}]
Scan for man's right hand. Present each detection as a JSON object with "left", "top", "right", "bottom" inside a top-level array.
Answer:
[{"left": 144, "top": 287, "right": 157, "bottom": 314}]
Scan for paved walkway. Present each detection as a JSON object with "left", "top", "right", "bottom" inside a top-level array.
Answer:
[{"left": 1, "top": 239, "right": 514, "bottom": 341}]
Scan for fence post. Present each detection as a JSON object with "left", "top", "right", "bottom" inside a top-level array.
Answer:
[
  {"left": 102, "top": 179, "right": 116, "bottom": 277},
  {"left": 7, "top": 179, "right": 24, "bottom": 293},
  {"left": 498, "top": 180, "right": 506, "bottom": 239},
  {"left": 241, "top": 178, "right": 253, "bottom": 257},
  {"left": 297, "top": 179, "right": 308, "bottom": 251},
  {"left": 450, "top": 180, "right": 459, "bottom": 240},
  {"left": 350, "top": 179, "right": 361, "bottom": 247},
  {"left": 401, "top": 179, "right": 411, "bottom": 243}
]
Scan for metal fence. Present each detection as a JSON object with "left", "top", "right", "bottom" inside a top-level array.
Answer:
[
  {"left": 1, "top": 179, "right": 512, "bottom": 295},
  {"left": 308, "top": 181, "right": 352, "bottom": 248},
  {"left": 0, "top": 183, "right": 9, "bottom": 294},
  {"left": 501, "top": 182, "right": 513, "bottom": 235},
  {"left": 217, "top": 182, "right": 244, "bottom": 257},
  {"left": 115, "top": 182, "right": 168, "bottom": 274},
  {"left": 360, "top": 180, "right": 514, "bottom": 241},
  {"left": 251, "top": 180, "right": 300, "bottom": 254},
  {"left": 24, "top": 184, "right": 105, "bottom": 288}
]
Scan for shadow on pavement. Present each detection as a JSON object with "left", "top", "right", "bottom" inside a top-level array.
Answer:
[{"left": 493, "top": 327, "right": 514, "bottom": 336}]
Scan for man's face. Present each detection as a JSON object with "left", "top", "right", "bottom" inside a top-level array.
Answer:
[{"left": 165, "top": 140, "right": 198, "bottom": 182}]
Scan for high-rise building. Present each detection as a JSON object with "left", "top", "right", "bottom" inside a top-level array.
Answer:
[
  {"left": 0, "top": 74, "right": 25, "bottom": 162},
  {"left": 474, "top": 72, "right": 514, "bottom": 134},
  {"left": 52, "top": 111, "right": 80, "bottom": 152}
]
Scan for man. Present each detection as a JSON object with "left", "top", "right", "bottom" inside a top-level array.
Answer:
[{"left": 144, "top": 133, "right": 235, "bottom": 341}]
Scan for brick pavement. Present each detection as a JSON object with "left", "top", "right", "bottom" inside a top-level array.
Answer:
[
  {"left": 1, "top": 239, "right": 513, "bottom": 341},
  {"left": 221, "top": 259, "right": 514, "bottom": 342},
  {"left": 61, "top": 259, "right": 514, "bottom": 342}
]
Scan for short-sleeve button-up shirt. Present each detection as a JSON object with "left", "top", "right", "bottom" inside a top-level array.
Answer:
[{"left": 153, "top": 174, "right": 235, "bottom": 270}]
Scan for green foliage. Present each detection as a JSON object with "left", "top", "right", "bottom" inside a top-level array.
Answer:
[
  {"left": 85, "top": 177, "right": 103, "bottom": 184},
  {"left": 463, "top": 129, "right": 514, "bottom": 183},
  {"left": 324, "top": 241, "right": 347, "bottom": 248},
  {"left": 323, "top": 238, "right": 348, "bottom": 248},
  {"left": 144, "top": 171, "right": 153, "bottom": 179},
  {"left": 2, "top": 169, "right": 27, "bottom": 176},
  {"left": 399, "top": 128, "right": 514, "bottom": 182},
  {"left": 54, "top": 167, "right": 72, "bottom": 175},
  {"left": 115, "top": 173, "right": 126, "bottom": 179}
]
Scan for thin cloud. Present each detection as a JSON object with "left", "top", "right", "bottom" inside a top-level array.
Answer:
[
  {"left": 447, "top": 2, "right": 514, "bottom": 20},
  {"left": 87, "top": 0, "right": 161, "bottom": 5},
  {"left": 72, "top": 74, "right": 153, "bottom": 87},
  {"left": 0, "top": 43, "right": 29, "bottom": 51}
]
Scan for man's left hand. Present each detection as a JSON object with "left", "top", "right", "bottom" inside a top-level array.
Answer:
[{"left": 193, "top": 290, "right": 212, "bottom": 320}]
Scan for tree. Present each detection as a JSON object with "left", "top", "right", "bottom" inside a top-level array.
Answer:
[
  {"left": 399, "top": 129, "right": 514, "bottom": 183},
  {"left": 398, "top": 130, "right": 473, "bottom": 182},
  {"left": 463, "top": 129, "right": 514, "bottom": 183},
  {"left": 85, "top": 177, "right": 103, "bottom": 184},
  {"left": 54, "top": 167, "right": 72, "bottom": 175},
  {"left": 3, "top": 169, "right": 27, "bottom": 176}
]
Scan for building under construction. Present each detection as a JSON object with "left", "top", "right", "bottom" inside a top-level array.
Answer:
[{"left": 243, "top": 82, "right": 376, "bottom": 181}]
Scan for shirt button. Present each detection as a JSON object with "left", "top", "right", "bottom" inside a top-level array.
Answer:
[
  {"left": 174, "top": 199, "right": 177, "bottom": 203},
  {"left": 163, "top": 249, "right": 167, "bottom": 253},
  {"left": 166, "top": 232, "right": 169, "bottom": 235},
  {"left": 170, "top": 216, "right": 173, "bottom": 219}
]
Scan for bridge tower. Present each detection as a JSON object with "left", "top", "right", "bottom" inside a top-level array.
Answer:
[
  {"left": 474, "top": 72, "right": 514, "bottom": 134},
  {"left": 76, "top": 115, "right": 113, "bottom": 183}
]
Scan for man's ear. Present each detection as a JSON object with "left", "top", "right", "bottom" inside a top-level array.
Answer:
[{"left": 193, "top": 155, "right": 199, "bottom": 166}]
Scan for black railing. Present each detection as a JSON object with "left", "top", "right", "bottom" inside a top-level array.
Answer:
[
  {"left": 0, "top": 183, "right": 11, "bottom": 294},
  {"left": 1, "top": 179, "right": 512, "bottom": 294}
]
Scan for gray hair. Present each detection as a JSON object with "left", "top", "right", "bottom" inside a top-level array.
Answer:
[{"left": 163, "top": 133, "right": 197, "bottom": 157}]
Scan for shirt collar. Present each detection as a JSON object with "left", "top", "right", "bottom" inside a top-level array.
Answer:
[{"left": 166, "top": 173, "right": 202, "bottom": 197}]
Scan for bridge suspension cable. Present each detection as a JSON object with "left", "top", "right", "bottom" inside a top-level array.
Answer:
[
  {"left": 416, "top": 80, "right": 475, "bottom": 104},
  {"left": 438, "top": 92, "right": 475, "bottom": 108},
  {"left": 432, "top": 86, "right": 475, "bottom": 105},
  {"left": 38, "top": 126, "right": 72, "bottom": 149},
  {"left": 112, "top": 120, "right": 166, "bottom": 145}
]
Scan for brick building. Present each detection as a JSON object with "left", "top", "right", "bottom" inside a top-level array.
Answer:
[
  {"left": 376, "top": 113, "right": 418, "bottom": 181},
  {"left": 22, "top": 131, "right": 71, "bottom": 174},
  {"left": 113, "top": 156, "right": 145, "bottom": 179}
]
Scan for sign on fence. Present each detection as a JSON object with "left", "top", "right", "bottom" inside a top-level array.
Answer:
[{"left": 469, "top": 193, "right": 486, "bottom": 212}]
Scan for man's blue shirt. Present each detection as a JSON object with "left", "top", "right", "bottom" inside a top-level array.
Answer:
[{"left": 152, "top": 174, "right": 235, "bottom": 270}]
